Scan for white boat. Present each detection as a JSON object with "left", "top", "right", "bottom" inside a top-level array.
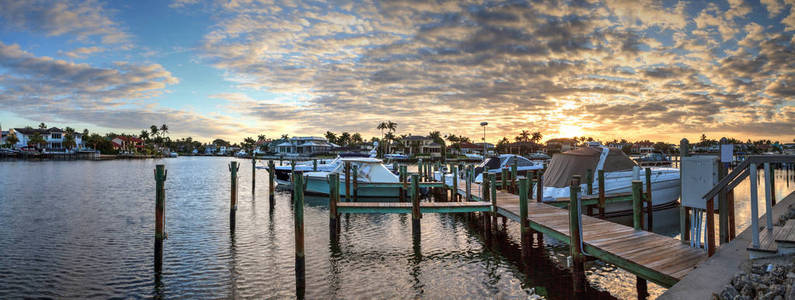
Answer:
[
  {"left": 431, "top": 154, "right": 543, "bottom": 185},
  {"left": 302, "top": 158, "right": 401, "bottom": 197},
  {"left": 235, "top": 150, "right": 247, "bottom": 157},
  {"left": 535, "top": 147, "right": 680, "bottom": 214},
  {"left": 385, "top": 153, "right": 409, "bottom": 160},
  {"left": 464, "top": 153, "right": 484, "bottom": 161},
  {"left": 169, "top": 152, "right": 178, "bottom": 158},
  {"left": 260, "top": 145, "right": 382, "bottom": 185}
]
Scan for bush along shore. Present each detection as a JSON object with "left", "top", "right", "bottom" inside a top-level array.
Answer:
[{"left": 715, "top": 206, "right": 795, "bottom": 300}]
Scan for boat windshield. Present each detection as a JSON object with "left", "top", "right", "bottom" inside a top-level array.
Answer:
[{"left": 500, "top": 155, "right": 537, "bottom": 167}]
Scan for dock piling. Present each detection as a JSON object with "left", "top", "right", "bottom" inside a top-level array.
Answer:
[
  {"left": 645, "top": 167, "right": 653, "bottom": 231},
  {"left": 511, "top": 160, "right": 518, "bottom": 192},
  {"left": 293, "top": 172, "right": 306, "bottom": 296},
  {"left": 519, "top": 177, "right": 530, "bottom": 265},
  {"left": 501, "top": 168, "right": 508, "bottom": 191},
  {"left": 569, "top": 175, "right": 585, "bottom": 296},
  {"left": 344, "top": 162, "right": 351, "bottom": 202},
  {"left": 352, "top": 164, "right": 359, "bottom": 202},
  {"left": 598, "top": 170, "right": 605, "bottom": 218},
  {"left": 483, "top": 175, "right": 492, "bottom": 241},
  {"left": 229, "top": 161, "right": 239, "bottom": 232},
  {"left": 586, "top": 169, "right": 593, "bottom": 195},
  {"left": 632, "top": 180, "right": 642, "bottom": 230},
  {"left": 400, "top": 165, "right": 407, "bottom": 202},
  {"left": 154, "top": 164, "right": 167, "bottom": 274},
  {"left": 411, "top": 174, "right": 421, "bottom": 237},
  {"left": 465, "top": 167, "right": 472, "bottom": 201},
  {"left": 490, "top": 174, "right": 497, "bottom": 228},
  {"left": 452, "top": 166, "right": 458, "bottom": 201},
  {"left": 680, "top": 138, "right": 690, "bottom": 243},
  {"left": 268, "top": 160, "right": 275, "bottom": 206},
  {"left": 252, "top": 158, "right": 256, "bottom": 195},
  {"left": 536, "top": 171, "right": 544, "bottom": 202},
  {"left": 313, "top": 159, "right": 318, "bottom": 171},
  {"left": 329, "top": 173, "right": 340, "bottom": 239}
]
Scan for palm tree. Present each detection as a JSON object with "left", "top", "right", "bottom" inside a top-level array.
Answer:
[
  {"left": 140, "top": 130, "right": 150, "bottom": 141},
  {"left": 384, "top": 131, "right": 395, "bottom": 153},
  {"left": 386, "top": 121, "right": 397, "bottom": 132},
  {"left": 519, "top": 130, "right": 530, "bottom": 142},
  {"left": 377, "top": 122, "right": 388, "bottom": 157},
  {"left": 63, "top": 133, "right": 76, "bottom": 150},
  {"left": 531, "top": 131, "right": 543, "bottom": 143},
  {"left": 38, "top": 122, "right": 47, "bottom": 129},
  {"left": 150, "top": 125, "right": 159, "bottom": 138},
  {"left": 5, "top": 132, "right": 19, "bottom": 148},
  {"left": 160, "top": 124, "right": 168, "bottom": 137},
  {"left": 325, "top": 131, "right": 337, "bottom": 144},
  {"left": 28, "top": 132, "right": 46, "bottom": 149}
]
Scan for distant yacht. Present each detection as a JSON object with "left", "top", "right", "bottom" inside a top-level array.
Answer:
[{"left": 302, "top": 157, "right": 401, "bottom": 197}]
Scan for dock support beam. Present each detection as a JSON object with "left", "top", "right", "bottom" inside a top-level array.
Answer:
[
  {"left": 411, "top": 174, "right": 421, "bottom": 238},
  {"left": 569, "top": 175, "right": 585, "bottom": 296},
  {"left": 598, "top": 170, "right": 605, "bottom": 218},
  {"left": 293, "top": 173, "right": 305, "bottom": 297},
  {"left": 268, "top": 160, "right": 275, "bottom": 206},
  {"left": 719, "top": 139, "right": 729, "bottom": 244},
  {"left": 750, "top": 162, "right": 760, "bottom": 248},
  {"left": 229, "top": 161, "right": 239, "bottom": 232},
  {"left": 154, "top": 164, "right": 167, "bottom": 275}
]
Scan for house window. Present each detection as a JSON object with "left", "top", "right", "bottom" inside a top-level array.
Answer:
[{"left": 51, "top": 133, "right": 62, "bottom": 139}]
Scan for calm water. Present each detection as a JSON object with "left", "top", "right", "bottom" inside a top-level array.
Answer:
[{"left": 0, "top": 157, "right": 792, "bottom": 299}]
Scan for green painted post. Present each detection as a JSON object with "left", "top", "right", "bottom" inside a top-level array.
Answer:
[
  {"left": 490, "top": 173, "right": 497, "bottom": 226},
  {"left": 482, "top": 175, "right": 492, "bottom": 242},
  {"left": 411, "top": 174, "right": 421, "bottom": 237},
  {"left": 519, "top": 178, "right": 530, "bottom": 265},
  {"left": 313, "top": 159, "right": 318, "bottom": 171},
  {"left": 452, "top": 166, "right": 458, "bottom": 201},
  {"left": 352, "top": 164, "right": 359, "bottom": 202},
  {"left": 598, "top": 169, "right": 605, "bottom": 218},
  {"left": 441, "top": 168, "right": 448, "bottom": 202},
  {"left": 418, "top": 159, "right": 423, "bottom": 181},
  {"left": 645, "top": 167, "right": 653, "bottom": 231},
  {"left": 293, "top": 172, "right": 305, "bottom": 295},
  {"left": 680, "top": 138, "right": 689, "bottom": 243},
  {"left": 501, "top": 168, "right": 508, "bottom": 191},
  {"left": 511, "top": 160, "right": 518, "bottom": 192},
  {"left": 154, "top": 164, "right": 167, "bottom": 274},
  {"left": 393, "top": 162, "right": 398, "bottom": 173},
  {"left": 632, "top": 180, "right": 643, "bottom": 230},
  {"left": 344, "top": 162, "right": 350, "bottom": 202},
  {"left": 252, "top": 158, "right": 256, "bottom": 195},
  {"left": 569, "top": 175, "right": 584, "bottom": 296},
  {"left": 229, "top": 161, "right": 239, "bottom": 231},
  {"left": 586, "top": 169, "right": 593, "bottom": 195},
  {"left": 465, "top": 168, "right": 472, "bottom": 201},
  {"left": 400, "top": 165, "right": 407, "bottom": 202},
  {"left": 329, "top": 173, "right": 339, "bottom": 239},
  {"left": 536, "top": 171, "right": 544, "bottom": 202}
]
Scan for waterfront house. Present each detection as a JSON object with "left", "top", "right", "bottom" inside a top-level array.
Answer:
[
  {"left": 545, "top": 138, "right": 577, "bottom": 154},
  {"left": 455, "top": 142, "right": 484, "bottom": 155},
  {"left": 275, "top": 136, "right": 335, "bottom": 156},
  {"left": 401, "top": 135, "right": 442, "bottom": 157},
  {"left": 111, "top": 136, "right": 144, "bottom": 153},
  {"left": 204, "top": 144, "right": 217, "bottom": 155},
  {"left": 474, "top": 142, "right": 495, "bottom": 155},
  {"left": 503, "top": 141, "right": 543, "bottom": 155},
  {"left": 631, "top": 141, "right": 655, "bottom": 154},
  {"left": 12, "top": 127, "right": 84, "bottom": 151}
]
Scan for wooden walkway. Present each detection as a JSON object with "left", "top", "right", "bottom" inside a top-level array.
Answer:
[
  {"left": 337, "top": 201, "right": 490, "bottom": 214},
  {"left": 453, "top": 180, "right": 706, "bottom": 288}
]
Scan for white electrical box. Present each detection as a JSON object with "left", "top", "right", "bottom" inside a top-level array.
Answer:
[{"left": 681, "top": 156, "right": 719, "bottom": 210}]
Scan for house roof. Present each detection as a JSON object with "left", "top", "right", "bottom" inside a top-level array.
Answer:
[
  {"left": 459, "top": 142, "right": 482, "bottom": 149},
  {"left": 276, "top": 142, "right": 293, "bottom": 147},
  {"left": 14, "top": 127, "right": 64, "bottom": 135},
  {"left": 403, "top": 135, "right": 431, "bottom": 141}
]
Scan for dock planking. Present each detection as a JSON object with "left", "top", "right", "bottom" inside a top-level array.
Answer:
[
  {"left": 455, "top": 180, "right": 705, "bottom": 288},
  {"left": 337, "top": 201, "right": 491, "bottom": 214}
]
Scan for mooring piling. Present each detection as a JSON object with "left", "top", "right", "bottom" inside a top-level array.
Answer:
[
  {"left": 154, "top": 164, "right": 167, "bottom": 274},
  {"left": 511, "top": 160, "right": 518, "bottom": 192},
  {"left": 501, "top": 168, "right": 508, "bottom": 191},
  {"left": 313, "top": 159, "right": 318, "bottom": 171},
  {"left": 490, "top": 173, "right": 498, "bottom": 228},
  {"left": 411, "top": 174, "right": 421, "bottom": 238},
  {"left": 679, "top": 138, "right": 690, "bottom": 243},
  {"left": 452, "top": 166, "right": 458, "bottom": 201},
  {"left": 645, "top": 167, "right": 653, "bottom": 231},
  {"left": 399, "top": 165, "right": 407, "bottom": 202},
  {"left": 483, "top": 174, "right": 492, "bottom": 241},
  {"left": 352, "top": 164, "right": 359, "bottom": 202},
  {"left": 568, "top": 175, "right": 585, "bottom": 296},
  {"left": 519, "top": 177, "right": 531, "bottom": 266},
  {"left": 229, "top": 161, "right": 240, "bottom": 232},
  {"left": 268, "top": 160, "right": 275, "bottom": 206},
  {"left": 344, "top": 161, "right": 351, "bottom": 202},
  {"left": 293, "top": 172, "right": 306, "bottom": 295},
  {"left": 252, "top": 158, "right": 256, "bottom": 195},
  {"left": 329, "top": 173, "right": 340, "bottom": 239},
  {"left": 632, "top": 180, "right": 642, "bottom": 230},
  {"left": 598, "top": 169, "right": 606, "bottom": 218}
]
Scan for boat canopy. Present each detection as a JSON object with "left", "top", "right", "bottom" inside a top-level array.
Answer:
[{"left": 544, "top": 147, "right": 638, "bottom": 188}]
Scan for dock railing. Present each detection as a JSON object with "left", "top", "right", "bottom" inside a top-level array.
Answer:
[{"left": 700, "top": 155, "right": 795, "bottom": 254}]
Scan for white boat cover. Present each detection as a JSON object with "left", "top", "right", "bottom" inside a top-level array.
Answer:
[{"left": 544, "top": 147, "right": 638, "bottom": 188}]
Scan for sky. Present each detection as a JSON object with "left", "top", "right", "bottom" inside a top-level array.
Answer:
[{"left": 0, "top": 0, "right": 793, "bottom": 144}]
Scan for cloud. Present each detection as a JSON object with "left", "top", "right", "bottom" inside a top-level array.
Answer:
[
  {"left": 0, "top": 42, "right": 241, "bottom": 137},
  {"left": 0, "top": 0, "right": 128, "bottom": 43},
  {"left": 58, "top": 46, "right": 105, "bottom": 59}
]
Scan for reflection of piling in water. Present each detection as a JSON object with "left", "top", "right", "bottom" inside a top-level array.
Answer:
[
  {"left": 154, "top": 164, "right": 167, "bottom": 275},
  {"left": 328, "top": 173, "right": 340, "bottom": 240}
]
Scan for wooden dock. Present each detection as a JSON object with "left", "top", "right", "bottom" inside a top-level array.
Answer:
[{"left": 454, "top": 180, "right": 706, "bottom": 288}]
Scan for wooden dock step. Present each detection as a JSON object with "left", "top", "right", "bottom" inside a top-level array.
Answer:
[
  {"left": 747, "top": 226, "right": 782, "bottom": 254},
  {"left": 774, "top": 219, "right": 795, "bottom": 244}
]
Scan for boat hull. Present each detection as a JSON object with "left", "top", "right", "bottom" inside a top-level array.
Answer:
[{"left": 303, "top": 176, "right": 402, "bottom": 197}]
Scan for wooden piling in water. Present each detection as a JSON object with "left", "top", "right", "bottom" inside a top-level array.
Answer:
[
  {"left": 154, "top": 164, "right": 167, "bottom": 274},
  {"left": 501, "top": 168, "right": 508, "bottom": 191},
  {"left": 329, "top": 173, "right": 339, "bottom": 239},
  {"left": 344, "top": 162, "right": 351, "bottom": 202},
  {"left": 511, "top": 160, "right": 518, "bottom": 192},
  {"left": 632, "top": 180, "right": 642, "bottom": 230},
  {"left": 252, "top": 158, "right": 256, "bottom": 195},
  {"left": 465, "top": 167, "right": 472, "bottom": 201},
  {"left": 680, "top": 138, "right": 690, "bottom": 244},
  {"left": 293, "top": 172, "right": 306, "bottom": 295},
  {"left": 645, "top": 168, "right": 653, "bottom": 231},
  {"left": 452, "top": 166, "right": 458, "bottom": 201},
  {"left": 519, "top": 177, "right": 530, "bottom": 266},
  {"left": 490, "top": 174, "right": 498, "bottom": 227},
  {"left": 483, "top": 175, "right": 492, "bottom": 241},
  {"left": 411, "top": 174, "right": 421, "bottom": 237},
  {"left": 569, "top": 175, "right": 585, "bottom": 296},
  {"left": 400, "top": 165, "right": 407, "bottom": 202},
  {"left": 598, "top": 169, "right": 605, "bottom": 218},
  {"left": 268, "top": 160, "right": 275, "bottom": 206},
  {"left": 352, "top": 164, "right": 359, "bottom": 202},
  {"left": 313, "top": 159, "right": 318, "bottom": 171},
  {"left": 418, "top": 159, "right": 423, "bottom": 181},
  {"left": 536, "top": 171, "right": 543, "bottom": 203},
  {"left": 229, "top": 161, "right": 239, "bottom": 232}
]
